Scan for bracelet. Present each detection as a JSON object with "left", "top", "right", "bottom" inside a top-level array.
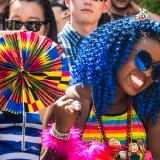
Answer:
[
  {"left": 50, "top": 123, "right": 70, "bottom": 140},
  {"left": 134, "top": 8, "right": 149, "bottom": 21},
  {"left": 42, "top": 126, "right": 115, "bottom": 159}
]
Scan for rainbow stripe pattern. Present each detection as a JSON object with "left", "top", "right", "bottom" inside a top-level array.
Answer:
[
  {"left": 0, "top": 31, "right": 70, "bottom": 114},
  {"left": 83, "top": 107, "right": 147, "bottom": 159}
]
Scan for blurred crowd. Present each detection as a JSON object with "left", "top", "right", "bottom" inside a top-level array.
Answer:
[{"left": 0, "top": 0, "right": 160, "bottom": 160}]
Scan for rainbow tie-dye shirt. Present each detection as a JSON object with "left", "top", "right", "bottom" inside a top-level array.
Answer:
[{"left": 83, "top": 107, "right": 147, "bottom": 159}]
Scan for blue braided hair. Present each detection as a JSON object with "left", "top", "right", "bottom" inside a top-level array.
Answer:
[{"left": 71, "top": 16, "right": 160, "bottom": 123}]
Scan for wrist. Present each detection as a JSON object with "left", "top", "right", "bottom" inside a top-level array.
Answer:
[
  {"left": 138, "top": 7, "right": 142, "bottom": 12},
  {"left": 50, "top": 123, "right": 70, "bottom": 140},
  {"left": 55, "top": 123, "right": 71, "bottom": 133},
  {"left": 138, "top": 8, "right": 147, "bottom": 13},
  {"left": 133, "top": 7, "right": 146, "bottom": 15}
]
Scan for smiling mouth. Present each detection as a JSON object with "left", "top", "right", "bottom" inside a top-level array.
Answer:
[{"left": 130, "top": 74, "right": 144, "bottom": 89}]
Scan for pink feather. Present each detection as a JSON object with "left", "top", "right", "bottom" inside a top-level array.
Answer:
[
  {"left": 41, "top": 126, "right": 115, "bottom": 160},
  {"left": 144, "top": 150, "right": 153, "bottom": 160}
]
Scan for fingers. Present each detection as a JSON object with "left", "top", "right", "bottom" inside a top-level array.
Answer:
[
  {"left": 54, "top": 98, "right": 81, "bottom": 133},
  {"left": 55, "top": 95, "right": 74, "bottom": 108},
  {"left": 54, "top": 95, "right": 82, "bottom": 116},
  {"left": 57, "top": 94, "right": 74, "bottom": 104},
  {"left": 58, "top": 94, "right": 69, "bottom": 101},
  {"left": 64, "top": 101, "right": 81, "bottom": 111},
  {"left": 64, "top": 101, "right": 82, "bottom": 118},
  {"left": 72, "top": 101, "right": 81, "bottom": 111}
]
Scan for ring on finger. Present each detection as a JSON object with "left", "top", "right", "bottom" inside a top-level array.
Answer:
[
  {"left": 72, "top": 101, "right": 81, "bottom": 111},
  {"left": 67, "top": 102, "right": 71, "bottom": 105}
]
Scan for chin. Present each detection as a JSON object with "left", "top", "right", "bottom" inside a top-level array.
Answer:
[
  {"left": 125, "top": 88, "right": 142, "bottom": 96},
  {"left": 128, "top": 89, "right": 144, "bottom": 96}
]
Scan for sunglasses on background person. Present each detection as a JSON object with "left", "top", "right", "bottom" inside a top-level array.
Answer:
[
  {"left": 51, "top": 1, "right": 68, "bottom": 10},
  {"left": 132, "top": 49, "right": 160, "bottom": 82},
  {"left": 5, "top": 19, "right": 49, "bottom": 32}
]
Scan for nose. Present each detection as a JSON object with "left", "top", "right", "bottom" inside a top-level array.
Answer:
[
  {"left": 20, "top": 25, "right": 28, "bottom": 32},
  {"left": 141, "top": 68, "right": 152, "bottom": 78},
  {"left": 83, "top": 0, "right": 92, "bottom": 5}
]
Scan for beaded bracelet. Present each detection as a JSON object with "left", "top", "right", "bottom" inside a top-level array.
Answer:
[
  {"left": 50, "top": 123, "right": 70, "bottom": 140},
  {"left": 134, "top": 9, "right": 149, "bottom": 21}
]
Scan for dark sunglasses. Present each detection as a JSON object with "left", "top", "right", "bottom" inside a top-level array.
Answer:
[
  {"left": 51, "top": 2, "right": 68, "bottom": 10},
  {"left": 132, "top": 49, "right": 160, "bottom": 82},
  {"left": 5, "top": 19, "right": 48, "bottom": 32}
]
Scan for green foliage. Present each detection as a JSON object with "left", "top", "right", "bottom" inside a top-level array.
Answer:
[{"left": 134, "top": 0, "right": 160, "bottom": 15}]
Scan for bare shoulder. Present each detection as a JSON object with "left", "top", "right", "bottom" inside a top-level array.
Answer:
[
  {"left": 65, "top": 84, "right": 92, "bottom": 101},
  {"left": 147, "top": 112, "right": 160, "bottom": 159}
]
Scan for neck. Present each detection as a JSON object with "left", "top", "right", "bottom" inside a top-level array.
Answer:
[
  {"left": 107, "top": 95, "right": 129, "bottom": 114},
  {"left": 110, "top": 7, "right": 128, "bottom": 17},
  {"left": 106, "top": 85, "right": 129, "bottom": 114},
  {"left": 58, "top": 18, "right": 70, "bottom": 33},
  {"left": 71, "top": 20, "right": 98, "bottom": 37}
]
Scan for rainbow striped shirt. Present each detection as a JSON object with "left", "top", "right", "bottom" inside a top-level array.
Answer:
[{"left": 83, "top": 107, "right": 147, "bottom": 159}]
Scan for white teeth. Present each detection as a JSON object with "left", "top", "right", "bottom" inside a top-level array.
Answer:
[{"left": 131, "top": 75, "right": 144, "bottom": 87}]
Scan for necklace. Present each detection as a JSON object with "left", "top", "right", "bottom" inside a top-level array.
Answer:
[{"left": 92, "top": 98, "right": 133, "bottom": 159}]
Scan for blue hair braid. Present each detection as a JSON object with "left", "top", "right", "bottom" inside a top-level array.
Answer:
[{"left": 71, "top": 16, "right": 160, "bottom": 122}]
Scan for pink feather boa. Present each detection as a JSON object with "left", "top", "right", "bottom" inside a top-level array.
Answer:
[
  {"left": 41, "top": 126, "right": 115, "bottom": 160},
  {"left": 144, "top": 150, "right": 153, "bottom": 160}
]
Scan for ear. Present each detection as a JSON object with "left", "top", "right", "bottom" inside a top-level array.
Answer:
[
  {"left": 61, "top": 9, "right": 71, "bottom": 19},
  {"left": 65, "top": 0, "right": 70, "bottom": 8},
  {"left": 103, "top": 0, "right": 111, "bottom": 13}
]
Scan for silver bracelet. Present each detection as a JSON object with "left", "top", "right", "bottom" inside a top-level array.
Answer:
[{"left": 50, "top": 123, "right": 70, "bottom": 140}]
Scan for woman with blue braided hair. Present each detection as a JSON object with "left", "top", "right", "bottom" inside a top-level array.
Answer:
[{"left": 41, "top": 11, "right": 160, "bottom": 160}]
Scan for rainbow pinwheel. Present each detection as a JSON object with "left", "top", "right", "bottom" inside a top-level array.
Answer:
[{"left": 0, "top": 31, "right": 70, "bottom": 114}]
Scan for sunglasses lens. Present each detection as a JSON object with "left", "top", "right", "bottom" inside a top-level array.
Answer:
[
  {"left": 152, "top": 64, "right": 160, "bottom": 82},
  {"left": 25, "top": 22, "right": 41, "bottom": 32},
  {"left": 6, "top": 20, "right": 22, "bottom": 30},
  {"left": 135, "top": 50, "right": 152, "bottom": 71},
  {"left": 5, "top": 20, "right": 45, "bottom": 32},
  {"left": 52, "top": 2, "right": 68, "bottom": 10}
]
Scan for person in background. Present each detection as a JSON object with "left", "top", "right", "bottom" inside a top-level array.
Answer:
[
  {"left": 3, "top": 0, "right": 58, "bottom": 42},
  {"left": 0, "top": 0, "right": 9, "bottom": 30},
  {"left": 41, "top": 12, "right": 160, "bottom": 159},
  {"left": 0, "top": 0, "right": 59, "bottom": 159},
  {"left": 58, "top": 0, "right": 111, "bottom": 68},
  {"left": 98, "top": 12, "right": 111, "bottom": 26},
  {"left": 109, "top": 0, "right": 160, "bottom": 21},
  {"left": 51, "top": 0, "right": 70, "bottom": 33}
]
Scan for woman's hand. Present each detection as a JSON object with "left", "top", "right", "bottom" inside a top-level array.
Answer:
[
  {"left": 127, "top": 1, "right": 140, "bottom": 15},
  {"left": 53, "top": 95, "right": 80, "bottom": 133}
]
